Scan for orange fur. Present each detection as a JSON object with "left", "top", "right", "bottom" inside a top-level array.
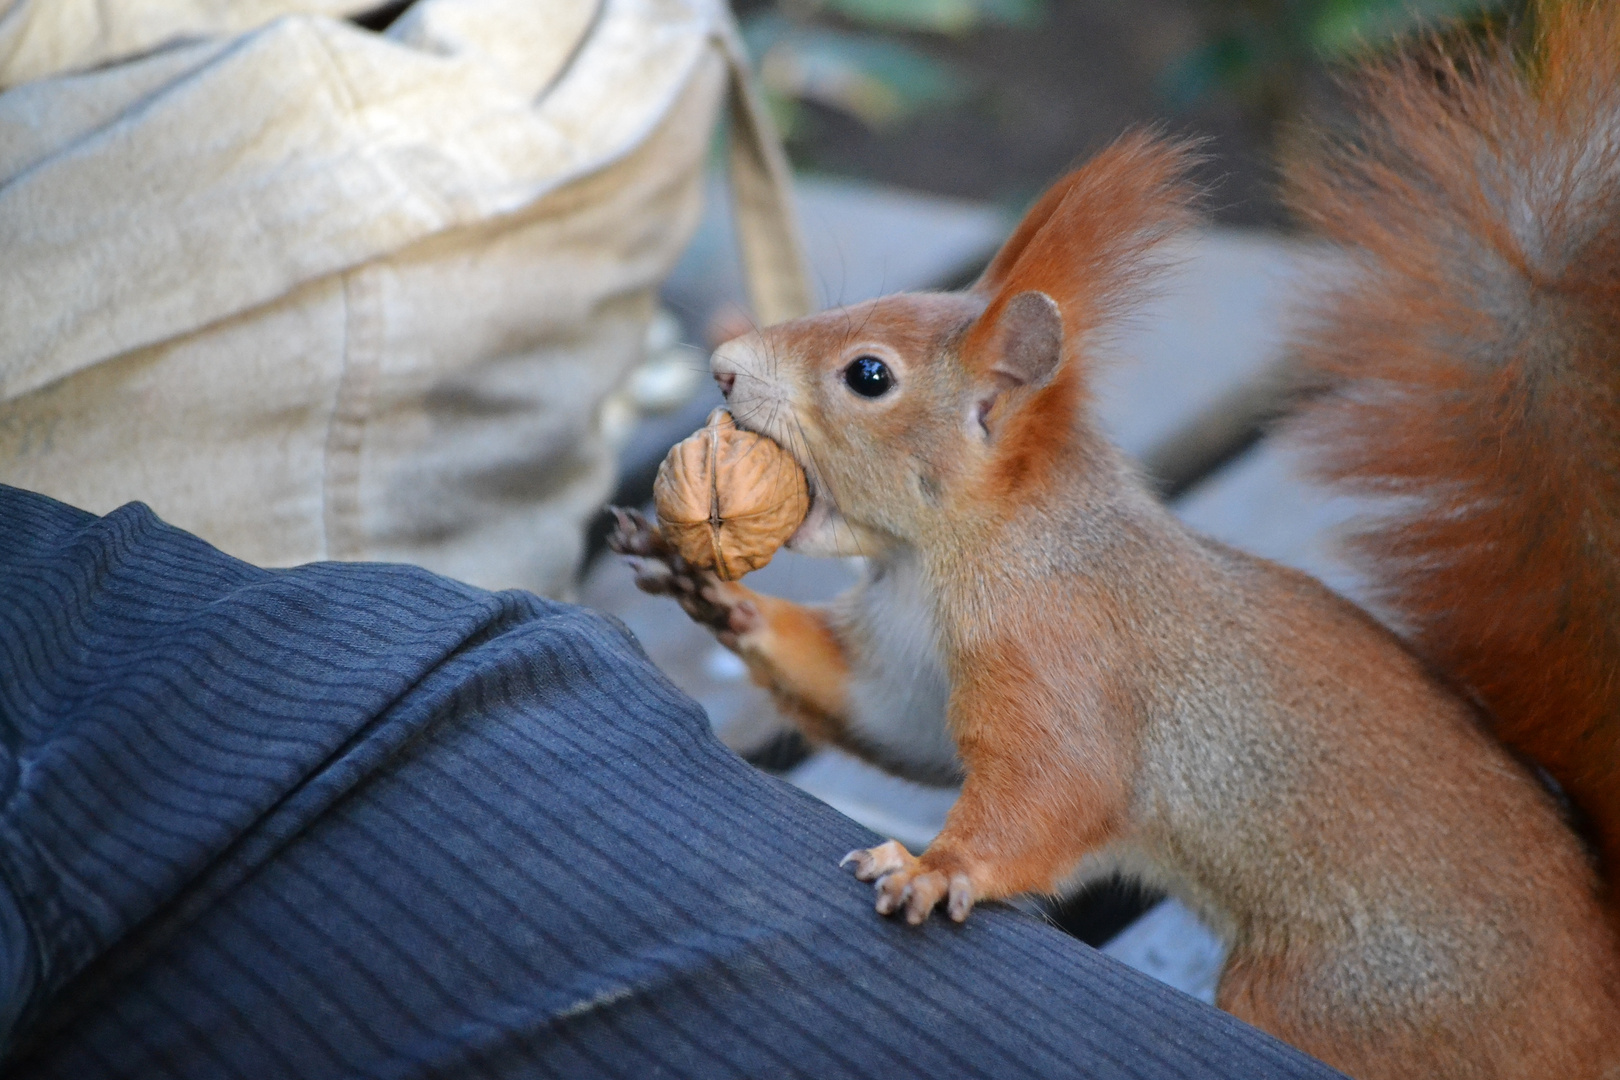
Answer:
[
  {"left": 623, "top": 68, "right": 1620, "bottom": 1073},
  {"left": 717, "top": 584, "right": 854, "bottom": 743},
  {"left": 966, "top": 134, "right": 1201, "bottom": 503},
  {"left": 1286, "top": 0, "right": 1620, "bottom": 925},
  {"left": 922, "top": 595, "right": 1134, "bottom": 899}
]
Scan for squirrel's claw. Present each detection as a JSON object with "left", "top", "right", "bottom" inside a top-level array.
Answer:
[
  {"left": 606, "top": 506, "right": 667, "bottom": 558},
  {"left": 608, "top": 505, "right": 740, "bottom": 633},
  {"left": 945, "top": 873, "right": 975, "bottom": 922},
  {"left": 842, "top": 839, "right": 912, "bottom": 881},
  {"left": 873, "top": 867, "right": 950, "bottom": 924},
  {"left": 844, "top": 841, "right": 977, "bottom": 923}
]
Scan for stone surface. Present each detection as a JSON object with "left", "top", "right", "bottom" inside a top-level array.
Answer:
[
  {"left": 1094, "top": 229, "right": 1313, "bottom": 460},
  {"left": 1101, "top": 898, "right": 1227, "bottom": 1004}
]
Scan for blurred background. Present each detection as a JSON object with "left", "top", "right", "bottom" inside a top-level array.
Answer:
[{"left": 736, "top": 0, "right": 1514, "bottom": 227}]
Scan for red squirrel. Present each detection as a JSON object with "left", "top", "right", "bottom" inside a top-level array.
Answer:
[{"left": 611, "top": 4, "right": 1620, "bottom": 1076}]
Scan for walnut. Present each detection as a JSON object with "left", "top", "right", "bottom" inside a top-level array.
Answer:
[{"left": 653, "top": 409, "right": 809, "bottom": 580}]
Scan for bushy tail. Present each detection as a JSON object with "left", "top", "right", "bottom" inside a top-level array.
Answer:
[{"left": 1286, "top": 0, "right": 1620, "bottom": 909}]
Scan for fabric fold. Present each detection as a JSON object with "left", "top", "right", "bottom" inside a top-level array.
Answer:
[
  {"left": 0, "top": 0, "right": 715, "bottom": 401},
  {"left": 0, "top": 485, "right": 1342, "bottom": 1079}
]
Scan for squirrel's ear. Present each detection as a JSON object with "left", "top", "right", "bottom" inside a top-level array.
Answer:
[
  {"left": 973, "top": 177, "right": 1088, "bottom": 298},
  {"left": 972, "top": 290, "right": 1063, "bottom": 436},
  {"left": 971, "top": 130, "right": 1201, "bottom": 340}
]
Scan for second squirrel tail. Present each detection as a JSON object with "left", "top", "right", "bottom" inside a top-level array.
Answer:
[{"left": 1286, "top": 0, "right": 1620, "bottom": 916}]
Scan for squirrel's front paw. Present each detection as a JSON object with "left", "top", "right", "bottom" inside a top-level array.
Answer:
[
  {"left": 842, "top": 840, "right": 977, "bottom": 924},
  {"left": 608, "top": 507, "right": 760, "bottom": 639}
]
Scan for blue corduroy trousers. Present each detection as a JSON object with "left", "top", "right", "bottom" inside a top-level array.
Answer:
[{"left": 0, "top": 485, "right": 1339, "bottom": 1079}]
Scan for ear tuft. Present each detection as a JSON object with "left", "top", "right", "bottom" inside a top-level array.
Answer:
[
  {"left": 969, "top": 131, "right": 1202, "bottom": 353},
  {"left": 987, "top": 291, "right": 1063, "bottom": 390},
  {"left": 961, "top": 133, "right": 1200, "bottom": 444}
]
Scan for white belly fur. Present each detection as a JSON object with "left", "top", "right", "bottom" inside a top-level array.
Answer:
[{"left": 838, "top": 553, "right": 958, "bottom": 781}]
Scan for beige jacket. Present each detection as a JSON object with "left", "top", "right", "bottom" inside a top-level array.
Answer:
[{"left": 0, "top": 0, "right": 808, "bottom": 597}]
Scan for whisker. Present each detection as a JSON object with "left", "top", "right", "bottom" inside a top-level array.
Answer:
[
  {"left": 726, "top": 398, "right": 773, "bottom": 431},
  {"left": 849, "top": 296, "right": 879, "bottom": 348}
]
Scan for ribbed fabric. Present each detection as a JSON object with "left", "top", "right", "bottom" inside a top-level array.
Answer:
[{"left": 0, "top": 485, "right": 1342, "bottom": 1079}]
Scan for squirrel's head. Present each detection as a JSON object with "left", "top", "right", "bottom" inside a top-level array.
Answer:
[{"left": 712, "top": 132, "right": 1199, "bottom": 557}]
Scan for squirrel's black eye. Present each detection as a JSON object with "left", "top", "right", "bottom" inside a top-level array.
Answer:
[{"left": 843, "top": 356, "right": 894, "bottom": 398}]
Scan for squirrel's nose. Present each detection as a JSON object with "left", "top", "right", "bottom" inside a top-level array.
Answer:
[{"left": 713, "top": 371, "right": 736, "bottom": 398}]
